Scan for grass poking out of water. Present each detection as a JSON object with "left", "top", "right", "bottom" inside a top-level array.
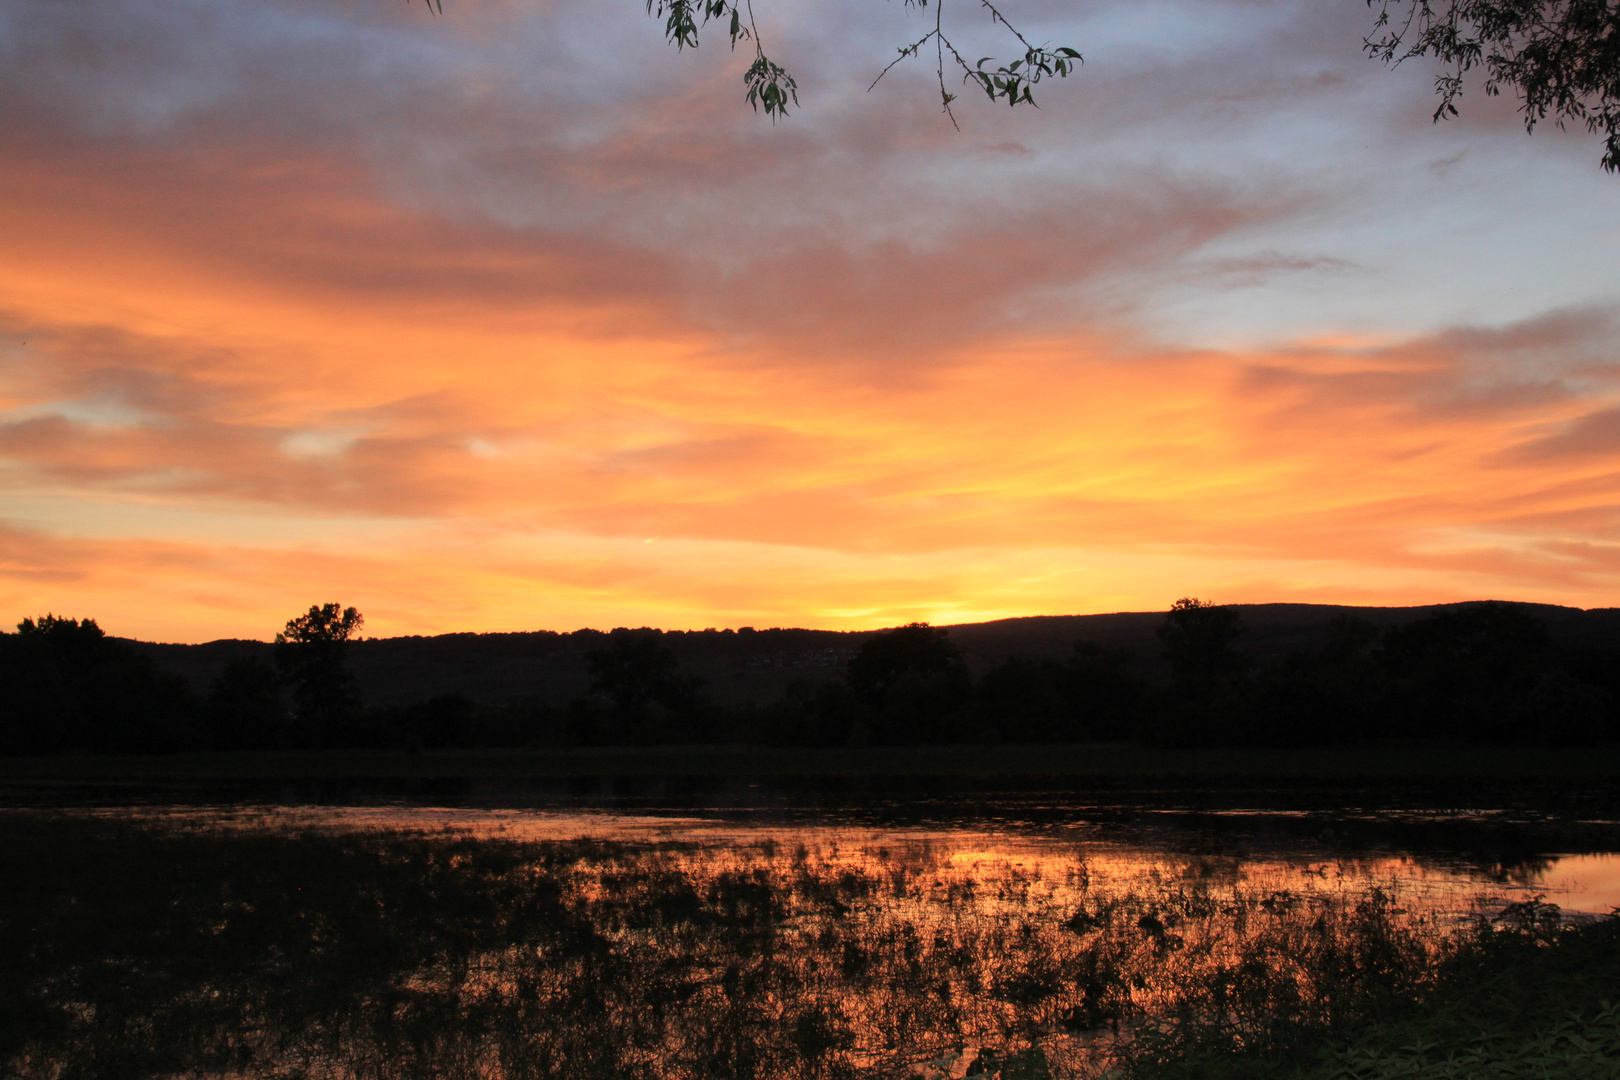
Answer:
[
  {"left": 1117, "top": 897, "right": 1620, "bottom": 1080},
  {"left": 2, "top": 813, "right": 1616, "bottom": 1079}
]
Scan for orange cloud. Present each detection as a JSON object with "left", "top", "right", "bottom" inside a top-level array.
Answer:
[
  {"left": 2, "top": 0, "right": 1618, "bottom": 641},
  {"left": 6, "top": 285, "right": 1620, "bottom": 641}
]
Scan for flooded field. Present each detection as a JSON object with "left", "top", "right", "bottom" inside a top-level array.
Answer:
[
  {"left": 5, "top": 779, "right": 1620, "bottom": 1079},
  {"left": 80, "top": 799, "right": 1620, "bottom": 916}
]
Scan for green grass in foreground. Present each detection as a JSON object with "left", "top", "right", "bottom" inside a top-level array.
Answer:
[
  {"left": 1119, "top": 902, "right": 1620, "bottom": 1080},
  {"left": 3, "top": 742, "right": 1620, "bottom": 782}
]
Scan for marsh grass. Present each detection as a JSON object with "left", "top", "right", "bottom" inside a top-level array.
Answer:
[
  {"left": 1119, "top": 897, "right": 1620, "bottom": 1080},
  {"left": 1, "top": 814, "right": 1613, "bottom": 1080}
]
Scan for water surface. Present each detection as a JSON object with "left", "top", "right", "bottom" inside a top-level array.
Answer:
[{"left": 8, "top": 776, "right": 1619, "bottom": 1079}]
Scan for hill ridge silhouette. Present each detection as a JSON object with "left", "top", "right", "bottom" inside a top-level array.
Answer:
[{"left": 125, "top": 600, "right": 1620, "bottom": 708}]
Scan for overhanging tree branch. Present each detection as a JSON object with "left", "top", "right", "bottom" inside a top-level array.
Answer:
[
  {"left": 423, "top": 0, "right": 1615, "bottom": 170},
  {"left": 1368, "top": 0, "right": 1620, "bottom": 171},
  {"left": 651, "top": 0, "right": 1082, "bottom": 124}
]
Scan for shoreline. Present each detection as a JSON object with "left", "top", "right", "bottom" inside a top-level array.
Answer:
[{"left": 3, "top": 741, "right": 1619, "bottom": 782}]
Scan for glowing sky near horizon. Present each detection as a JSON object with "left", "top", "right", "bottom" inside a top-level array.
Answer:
[{"left": 1, "top": 0, "right": 1618, "bottom": 643}]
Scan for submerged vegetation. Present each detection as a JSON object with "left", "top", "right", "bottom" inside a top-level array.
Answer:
[
  {"left": 1125, "top": 895, "right": 1620, "bottom": 1080},
  {"left": 4, "top": 814, "right": 1617, "bottom": 1079}
]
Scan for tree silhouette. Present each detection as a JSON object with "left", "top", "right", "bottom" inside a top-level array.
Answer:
[
  {"left": 847, "top": 622, "right": 966, "bottom": 707},
  {"left": 274, "top": 604, "right": 364, "bottom": 747},
  {"left": 846, "top": 622, "right": 972, "bottom": 743},
  {"left": 585, "top": 629, "right": 704, "bottom": 739},
  {"left": 1379, "top": 601, "right": 1559, "bottom": 738},
  {"left": 1157, "top": 598, "right": 1251, "bottom": 696},
  {"left": 587, "top": 630, "right": 679, "bottom": 712},
  {"left": 0, "top": 615, "right": 198, "bottom": 753}
]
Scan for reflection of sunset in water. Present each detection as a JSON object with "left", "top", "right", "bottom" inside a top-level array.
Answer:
[
  {"left": 1536, "top": 854, "right": 1620, "bottom": 915},
  {"left": 13, "top": 806, "right": 1620, "bottom": 1079},
  {"left": 176, "top": 805, "right": 1620, "bottom": 918}
]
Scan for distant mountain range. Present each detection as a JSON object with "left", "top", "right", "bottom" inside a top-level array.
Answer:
[{"left": 126, "top": 601, "right": 1620, "bottom": 709}]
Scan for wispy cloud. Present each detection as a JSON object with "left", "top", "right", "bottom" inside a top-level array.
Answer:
[{"left": 0, "top": 0, "right": 1616, "bottom": 639}]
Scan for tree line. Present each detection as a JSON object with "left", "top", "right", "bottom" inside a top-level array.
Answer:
[{"left": 1, "top": 599, "right": 1618, "bottom": 755}]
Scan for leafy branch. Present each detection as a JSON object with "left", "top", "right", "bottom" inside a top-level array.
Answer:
[
  {"left": 647, "top": 0, "right": 798, "bottom": 119},
  {"left": 648, "top": 0, "right": 1080, "bottom": 124},
  {"left": 1367, "top": 0, "right": 1620, "bottom": 171},
  {"left": 871, "top": 0, "right": 1082, "bottom": 125}
]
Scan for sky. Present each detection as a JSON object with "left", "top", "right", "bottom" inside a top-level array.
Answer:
[{"left": 1, "top": 0, "right": 1618, "bottom": 642}]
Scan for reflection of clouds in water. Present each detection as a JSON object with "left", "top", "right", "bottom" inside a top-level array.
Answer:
[
  {"left": 19, "top": 804, "right": 1620, "bottom": 1078},
  {"left": 88, "top": 802, "right": 1620, "bottom": 919},
  {"left": 1537, "top": 854, "right": 1620, "bottom": 914}
]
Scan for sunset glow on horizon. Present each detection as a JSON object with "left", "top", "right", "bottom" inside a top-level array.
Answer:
[{"left": 2, "top": 0, "right": 1618, "bottom": 643}]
